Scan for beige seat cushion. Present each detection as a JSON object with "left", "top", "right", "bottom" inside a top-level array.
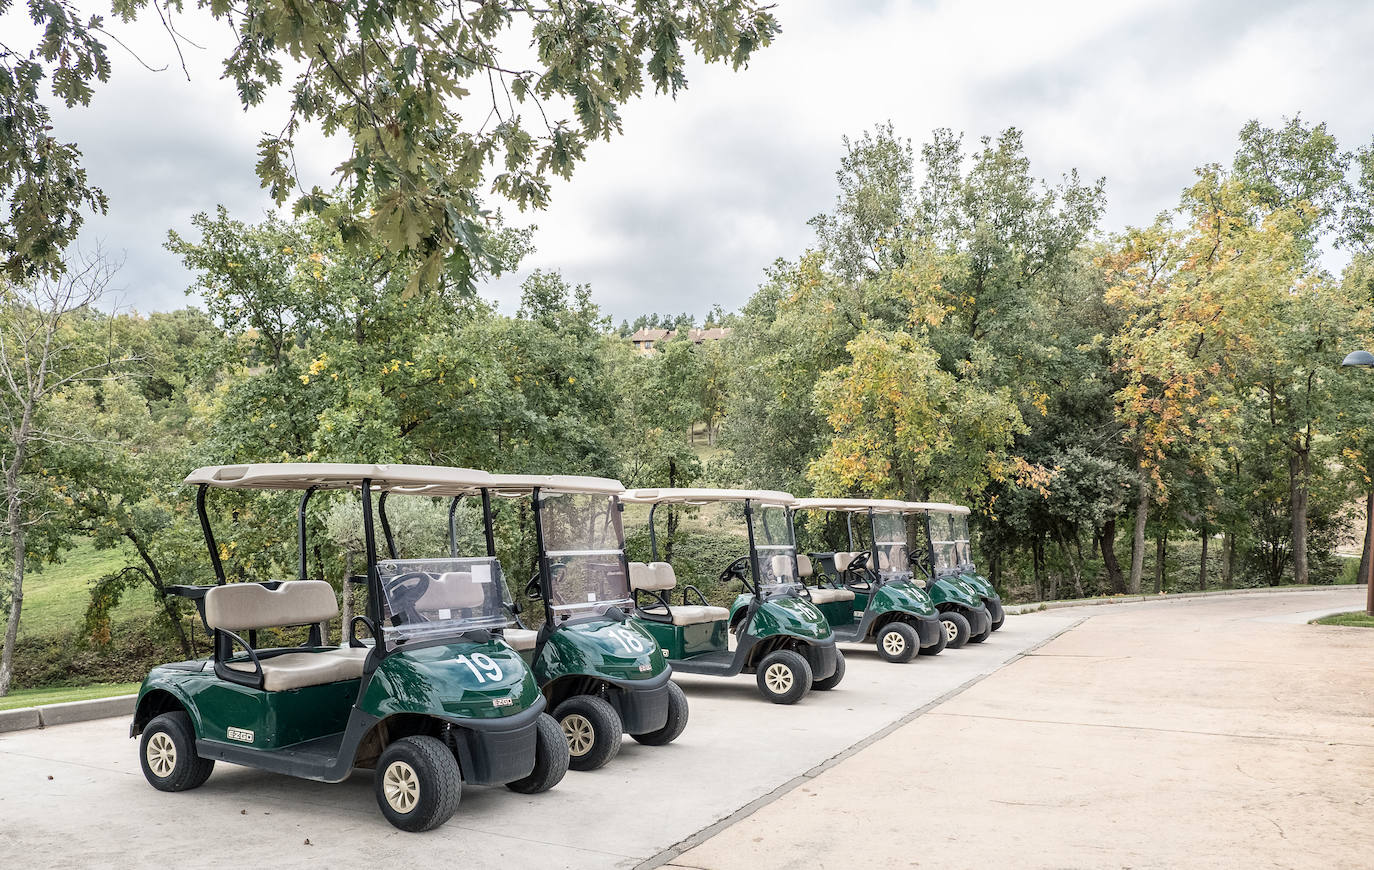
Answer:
[
  {"left": 668, "top": 605, "right": 729, "bottom": 627},
  {"left": 413, "top": 571, "right": 483, "bottom": 611},
  {"left": 796, "top": 554, "right": 814, "bottom": 579},
  {"left": 503, "top": 628, "right": 539, "bottom": 651},
  {"left": 225, "top": 649, "right": 365, "bottom": 691},
  {"left": 833, "top": 551, "right": 866, "bottom": 573},
  {"left": 630, "top": 561, "right": 677, "bottom": 592},
  {"left": 808, "top": 587, "right": 856, "bottom": 605},
  {"left": 205, "top": 580, "right": 338, "bottom": 632}
]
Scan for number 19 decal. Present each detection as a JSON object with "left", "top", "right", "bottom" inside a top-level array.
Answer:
[
  {"left": 455, "top": 653, "right": 503, "bottom": 683},
  {"left": 607, "top": 626, "right": 647, "bottom": 654}
]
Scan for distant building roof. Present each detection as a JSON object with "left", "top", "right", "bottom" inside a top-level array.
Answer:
[{"left": 627, "top": 326, "right": 732, "bottom": 348}]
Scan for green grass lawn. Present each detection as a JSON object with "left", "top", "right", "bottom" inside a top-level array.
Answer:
[
  {"left": 1314, "top": 610, "right": 1374, "bottom": 628},
  {"left": 0, "top": 681, "right": 141, "bottom": 711},
  {"left": 17, "top": 538, "right": 159, "bottom": 640}
]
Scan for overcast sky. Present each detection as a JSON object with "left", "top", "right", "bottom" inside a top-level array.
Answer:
[{"left": 34, "top": 0, "right": 1374, "bottom": 321}]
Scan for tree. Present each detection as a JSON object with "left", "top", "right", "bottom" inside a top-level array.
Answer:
[
  {"left": 5, "top": 0, "right": 778, "bottom": 289},
  {"left": 0, "top": 254, "right": 124, "bottom": 695}
]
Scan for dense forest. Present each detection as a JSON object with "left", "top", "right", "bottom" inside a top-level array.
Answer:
[{"left": 2, "top": 115, "right": 1372, "bottom": 693}]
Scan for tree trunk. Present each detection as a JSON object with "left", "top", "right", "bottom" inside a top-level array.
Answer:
[
  {"left": 0, "top": 409, "right": 34, "bottom": 696},
  {"left": 665, "top": 457, "right": 679, "bottom": 562},
  {"left": 1053, "top": 527, "right": 1084, "bottom": 599},
  {"left": 1222, "top": 532, "right": 1235, "bottom": 589},
  {"left": 1032, "top": 537, "right": 1045, "bottom": 602},
  {"left": 1100, "top": 517, "right": 1125, "bottom": 594},
  {"left": 1289, "top": 450, "right": 1309, "bottom": 585},
  {"left": 1154, "top": 530, "right": 1166, "bottom": 594},
  {"left": 1360, "top": 492, "right": 1373, "bottom": 590},
  {"left": 1198, "top": 523, "right": 1209, "bottom": 592},
  {"left": 1128, "top": 475, "right": 1149, "bottom": 594}
]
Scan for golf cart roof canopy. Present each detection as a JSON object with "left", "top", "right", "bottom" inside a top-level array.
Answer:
[
  {"left": 793, "top": 497, "right": 910, "bottom": 513},
  {"left": 621, "top": 487, "right": 797, "bottom": 506},
  {"left": 903, "top": 501, "right": 971, "bottom": 516},
  {"left": 184, "top": 463, "right": 493, "bottom": 496},
  {"left": 484, "top": 472, "right": 626, "bottom": 497}
]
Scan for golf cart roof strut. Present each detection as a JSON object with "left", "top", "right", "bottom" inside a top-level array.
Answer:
[{"left": 297, "top": 486, "right": 317, "bottom": 581}]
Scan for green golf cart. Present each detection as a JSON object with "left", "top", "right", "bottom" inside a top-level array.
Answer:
[
  {"left": 915, "top": 502, "right": 1006, "bottom": 633},
  {"left": 902, "top": 501, "right": 993, "bottom": 648},
  {"left": 129, "top": 463, "right": 568, "bottom": 832},
  {"left": 620, "top": 488, "right": 842, "bottom": 704},
  {"left": 791, "top": 498, "right": 945, "bottom": 662},
  {"left": 464, "top": 473, "right": 684, "bottom": 772}
]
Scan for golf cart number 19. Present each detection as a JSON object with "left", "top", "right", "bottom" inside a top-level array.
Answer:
[{"left": 455, "top": 653, "right": 503, "bottom": 683}]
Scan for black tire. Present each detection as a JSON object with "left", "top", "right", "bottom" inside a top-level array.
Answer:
[
  {"left": 139, "top": 711, "right": 215, "bottom": 792},
  {"left": 876, "top": 622, "right": 919, "bottom": 663},
  {"left": 969, "top": 622, "right": 992, "bottom": 644},
  {"left": 553, "top": 695, "right": 623, "bottom": 772},
  {"left": 755, "top": 649, "right": 812, "bottom": 704},
  {"left": 374, "top": 735, "right": 462, "bottom": 832},
  {"left": 505, "top": 713, "right": 570, "bottom": 794},
  {"left": 632, "top": 681, "right": 689, "bottom": 746},
  {"left": 940, "top": 610, "right": 971, "bottom": 649},
  {"left": 811, "top": 649, "right": 846, "bottom": 691},
  {"left": 992, "top": 614, "right": 1006, "bottom": 631},
  {"left": 918, "top": 623, "right": 948, "bottom": 656}
]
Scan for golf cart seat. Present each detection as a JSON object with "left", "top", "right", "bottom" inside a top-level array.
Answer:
[
  {"left": 502, "top": 628, "right": 539, "bottom": 651},
  {"left": 205, "top": 580, "right": 367, "bottom": 691},
  {"left": 796, "top": 553, "right": 814, "bottom": 578},
  {"left": 833, "top": 551, "right": 866, "bottom": 573},
  {"left": 629, "top": 562, "right": 729, "bottom": 626},
  {"left": 807, "top": 587, "right": 855, "bottom": 605}
]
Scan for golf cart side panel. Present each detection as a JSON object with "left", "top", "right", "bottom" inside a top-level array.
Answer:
[
  {"left": 873, "top": 581, "right": 938, "bottom": 619},
  {"left": 743, "top": 596, "right": 831, "bottom": 641},
  {"left": 360, "top": 641, "right": 541, "bottom": 722},
  {"left": 195, "top": 677, "right": 360, "bottom": 750},
  {"left": 535, "top": 620, "right": 667, "bottom": 685},
  {"left": 811, "top": 597, "right": 859, "bottom": 628},
  {"left": 639, "top": 618, "right": 727, "bottom": 659}
]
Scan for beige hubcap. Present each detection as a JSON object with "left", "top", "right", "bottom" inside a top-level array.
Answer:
[
  {"left": 147, "top": 732, "right": 177, "bottom": 778},
  {"left": 883, "top": 631, "right": 906, "bottom": 656},
  {"left": 383, "top": 760, "right": 420, "bottom": 814},
  {"left": 764, "top": 662, "right": 794, "bottom": 695},
  {"left": 943, "top": 619, "right": 959, "bottom": 642},
  {"left": 561, "top": 713, "right": 596, "bottom": 757}
]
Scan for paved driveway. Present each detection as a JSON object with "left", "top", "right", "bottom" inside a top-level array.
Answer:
[
  {"left": 668, "top": 588, "right": 1374, "bottom": 869},
  {"left": 0, "top": 612, "right": 1076, "bottom": 868}
]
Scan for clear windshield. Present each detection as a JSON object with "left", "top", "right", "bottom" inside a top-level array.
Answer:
[
  {"left": 929, "top": 511, "right": 961, "bottom": 577},
  {"left": 378, "top": 557, "right": 508, "bottom": 650},
  {"left": 951, "top": 513, "right": 973, "bottom": 570},
  {"left": 538, "top": 491, "right": 632, "bottom": 619},
  {"left": 753, "top": 504, "right": 802, "bottom": 591},
  {"left": 871, "top": 511, "right": 914, "bottom": 582}
]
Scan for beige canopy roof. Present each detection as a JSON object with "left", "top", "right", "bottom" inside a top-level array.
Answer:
[
  {"left": 485, "top": 473, "right": 626, "bottom": 497},
  {"left": 183, "top": 463, "right": 493, "bottom": 496},
  {"left": 903, "top": 501, "right": 971, "bottom": 516},
  {"left": 621, "top": 487, "right": 796, "bottom": 506},
  {"left": 793, "top": 497, "right": 910, "bottom": 513}
]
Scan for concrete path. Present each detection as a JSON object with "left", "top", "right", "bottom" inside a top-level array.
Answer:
[
  {"left": 0, "top": 613, "right": 1075, "bottom": 869},
  {"left": 667, "top": 588, "right": 1374, "bottom": 870}
]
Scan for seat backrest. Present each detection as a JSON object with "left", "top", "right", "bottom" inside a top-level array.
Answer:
[
  {"left": 796, "top": 554, "right": 813, "bottom": 579},
  {"left": 649, "top": 561, "right": 678, "bottom": 591},
  {"left": 833, "top": 551, "right": 863, "bottom": 573},
  {"left": 769, "top": 554, "right": 796, "bottom": 581},
  {"left": 205, "top": 580, "right": 338, "bottom": 632},
  {"left": 630, "top": 561, "right": 677, "bottom": 592},
  {"left": 415, "top": 571, "right": 484, "bottom": 611}
]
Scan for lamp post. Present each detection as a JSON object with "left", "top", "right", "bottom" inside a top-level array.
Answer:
[{"left": 1341, "top": 350, "right": 1374, "bottom": 616}]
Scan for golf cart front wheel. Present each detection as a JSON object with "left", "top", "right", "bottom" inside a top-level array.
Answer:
[
  {"left": 969, "top": 622, "right": 992, "bottom": 644},
  {"left": 140, "top": 711, "right": 214, "bottom": 792},
  {"left": 505, "top": 713, "right": 570, "bottom": 794},
  {"left": 940, "top": 611, "right": 972, "bottom": 649},
  {"left": 632, "top": 681, "right": 689, "bottom": 747},
  {"left": 877, "top": 622, "right": 919, "bottom": 663},
  {"left": 811, "top": 649, "right": 846, "bottom": 691},
  {"left": 918, "top": 623, "right": 948, "bottom": 656},
  {"left": 756, "top": 649, "right": 812, "bottom": 704},
  {"left": 374, "top": 735, "right": 462, "bottom": 832},
  {"left": 554, "top": 695, "right": 623, "bottom": 771},
  {"left": 992, "top": 614, "right": 1006, "bottom": 631}
]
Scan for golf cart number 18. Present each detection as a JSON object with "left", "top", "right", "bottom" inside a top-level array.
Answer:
[{"left": 455, "top": 653, "right": 503, "bottom": 683}]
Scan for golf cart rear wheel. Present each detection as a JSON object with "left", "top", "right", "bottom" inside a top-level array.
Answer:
[
  {"left": 554, "top": 695, "right": 623, "bottom": 771},
  {"left": 918, "top": 624, "right": 948, "bottom": 656},
  {"left": 811, "top": 649, "right": 846, "bottom": 691},
  {"left": 940, "top": 611, "right": 971, "bottom": 649},
  {"left": 756, "top": 649, "right": 812, "bottom": 704},
  {"left": 506, "top": 713, "right": 570, "bottom": 794},
  {"left": 374, "top": 735, "right": 462, "bottom": 832},
  {"left": 139, "top": 711, "right": 214, "bottom": 792},
  {"left": 877, "top": 622, "right": 919, "bottom": 663},
  {"left": 632, "top": 681, "right": 689, "bottom": 746}
]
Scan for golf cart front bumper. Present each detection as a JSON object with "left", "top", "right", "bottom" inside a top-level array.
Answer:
[
  {"left": 967, "top": 606, "right": 992, "bottom": 637},
  {"left": 915, "top": 614, "right": 943, "bottom": 649},
  {"left": 447, "top": 695, "right": 547, "bottom": 786},
  {"left": 607, "top": 668, "right": 673, "bottom": 735},
  {"left": 983, "top": 595, "right": 1005, "bottom": 626},
  {"left": 804, "top": 640, "right": 838, "bottom": 681}
]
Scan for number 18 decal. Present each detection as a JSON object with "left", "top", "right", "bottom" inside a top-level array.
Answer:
[
  {"left": 455, "top": 653, "right": 503, "bottom": 683},
  {"left": 607, "top": 626, "right": 647, "bottom": 654}
]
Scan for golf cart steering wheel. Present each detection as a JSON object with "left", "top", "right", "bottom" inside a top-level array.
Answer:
[
  {"left": 384, "top": 571, "right": 432, "bottom": 624},
  {"left": 523, "top": 572, "right": 542, "bottom": 601},
  {"left": 846, "top": 551, "right": 870, "bottom": 574},
  {"left": 719, "top": 556, "right": 751, "bottom": 587}
]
